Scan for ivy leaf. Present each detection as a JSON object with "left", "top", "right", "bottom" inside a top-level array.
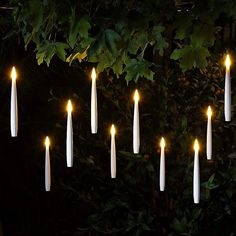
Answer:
[
  {"left": 55, "top": 42, "right": 69, "bottom": 61},
  {"left": 170, "top": 45, "right": 210, "bottom": 71},
  {"left": 77, "top": 17, "right": 91, "bottom": 38},
  {"left": 152, "top": 26, "right": 169, "bottom": 56},
  {"left": 104, "top": 29, "right": 122, "bottom": 55},
  {"left": 124, "top": 58, "right": 154, "bottom": 82},
  {"left": 128, "top": 31, "right": 148, "bottom": 55}
]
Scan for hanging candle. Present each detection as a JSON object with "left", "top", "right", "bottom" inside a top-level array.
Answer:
[
  {"left": 224, "top": 54, "right": 231, "bottom": 121},
  {"left": 66, "top": 100, "right": 73, "bottom": 167},
  {"left": 110, "top": 124, "right": 116, "bottom": 178},
  {"left": 133, "top": 89, "right": 140, "bottom": 154},
  {"left": 10, "top": 66, "right": 18, "bottom": 137},
  {"left": 193, "top": 139, "right": 200, "bottom": 204},
  {"left": 45, "top": 136, "right": 51, "bottom": 192},
  {"left": 159, "top": 137, "right": 166, "bottom": 191},
  {"left": 91, "top": 68, "right": 98, "bottom": 134},
  {"left": 206, "top": 106, "right": 212, "bottom": 160}
]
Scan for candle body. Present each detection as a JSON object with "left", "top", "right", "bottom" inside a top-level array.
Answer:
[
  {"left": 193, "top": 149, "right": 200, "bottom": 204},
  {"left": 45, "top": 146, "right": 51, "bottom": 191},
  {"left": 10, "top": 79, "right": 18, "bottom": 137},
  {"left": 91, "top": 77, "right": 98, "bottom": 133},
  {"left": 111, "top": 134, "right": 116, "bottom": 178},
  {"left": 225, "top": 68, "right": 231, "bottom": 121},
  {"left": 159, "top": 146, "right": 165, "bottom": 191},
  {"left": 66, "top": 112, "right": 73, "bottom": 167},
  {"left": 206, "top": 116, "right": 212, "bottom": 160},
  {"left": 133, "top": 100, "right": 140, "bottom": 154}
]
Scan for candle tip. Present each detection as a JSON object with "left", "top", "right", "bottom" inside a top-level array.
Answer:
[
  {"left": 110, "top": 124, "right": 116, "bottom": 135},
  {"left": 134, "top": 89, "right": 139, "bottom": 101},
  {"left": 67, "top": 99, "right": 73, "bottom": 113},
  {"left": 45, "top": 136, "right": 50, "bottom": 147},
  {"left": 194, "top": 139, "right": 199, "bottom": 151},
  {"left": 91, "top": 68, "right": 96, "bottom": 81},
  {"left": 11, "top": 66, "right": 17, "bottom": 81},
  {"left": 225, "top": 54, "right": 231, "bottom": 69},
  {"left": 160, "top": 137, "right": 165, "bottom": 148},
  {"left": 207, "top": 106, "right": 212, "bottom": 117}
]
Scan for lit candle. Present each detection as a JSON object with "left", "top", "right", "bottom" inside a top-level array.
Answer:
[
  {"left": 225, "top": 54, "right": 231, "bottom": 121},
  {"left": 91, "top": 68, "right": 98, "bottom": 134},
  {"left": 193, "top": 139, "right": 200, "bottom": 204},
  {"left": 45, "top": 136, "right": 51, "bottom": 192},
  {"left": 133, "top": 89, "right": 140, "bottom": 154},
  {"left": 159, "top": 137, "right": 166, "bottom": 191},
  {"left": 66, "top": 100, "right": 73, "bottom": 167},
  {"left": 10, "top": 66, "right": 18, "bottom": 137},
  {"left": 206, "top": 106, "right": 212, "bottom": 160},
  {"left": 110, "top": 124, "right": 116, "bottom": 178}
]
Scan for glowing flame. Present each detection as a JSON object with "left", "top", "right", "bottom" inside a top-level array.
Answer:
[
  {"left": 207, "top": 106, "right": 212, "bottom": 118},
  {"left": 45, "top": 136, "right": 50, "bottom": 147},
  {"left": 225, "top": 54, "right": 231, "bottom": 70},
  {"left": 11, "top": 66, "right": 17, "bottom": 81},
  {"left": 134, "top": 89, "right": 139, "bottom": 102},
  {"left": 67, "top": 99, "right": 73, "bottom": 113},
  {"left": 91, "top": 68, "right": 96, "bottom": 81},
  {"left": 110, "top": 124, "right": 116, "bottom": 135},
  {"left": 194, "top": 139, "right": 199, "bottom": 151},
  {"left": 160, "top": 137, "right": 165, "bottom": 148}
]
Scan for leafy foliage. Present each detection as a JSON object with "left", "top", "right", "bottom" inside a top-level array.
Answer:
[{"left": 3, "top": 0, "right": 236, "bottom": 81}]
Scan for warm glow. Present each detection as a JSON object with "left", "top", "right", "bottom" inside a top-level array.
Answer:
[
  {"left": 45, "top": 136, "right": 50, "bottom": 147},
  {"left": 11, "top": 66, "right": 17, "bottom": 81},
  {"left": 194, "top": 139, "right": 199, "bottom": 151},
  {"left": 67, "top": 99, "right": 73, "bottom": 113},
  {"left": 160, "top": 137, "right": 165, "bottom": 148},
  {"left": 207, "top": 106, "right": 212, "bottom": 118},
  {"left": 110, "top": 124, "right": 116, "bottom": 136},
  {"left": 134, "top": 89, "right": 139, "bottom": 102},
  {"left": 91, "top": 68, "right": 96, "bottom": 81},
  {"left": 225, "top": 54, "right": 231, "bottom": 70}
]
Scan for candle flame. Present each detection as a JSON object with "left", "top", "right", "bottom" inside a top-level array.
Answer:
[
  {"left": 110, "top": 124, "right": 116, "bottom": 135},
  {"left": 45, "top": 136, "right": 50, "bottom": 147},
  {"left": 91, "top": 68, "right": 96, "bottom": 81},
  {"left": 194, "top": 139, "right": 199, "bottom": 151},
  {"left": 207, "top": 106, "right": 212, "bottom": 118},
  {"left": 225, "top": 54, "right": 231, "bottom": 69},
  {"left": 160, "top": 137, "right": 165, "bottom": 148},
  {"left": 134, "top": 89, "right": 139, "bottom": 102},
  {"left": 11, "top": 66, "right": 17, "bottom": 81},
  {"left": 67, "top": 99, "right": 73, "bottom": 113}
]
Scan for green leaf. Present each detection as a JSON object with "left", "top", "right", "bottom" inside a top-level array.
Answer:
[
  {"left": 104, "top": 29, "right": 122, "bottom": 55},
  {"left": 55, "top": 42, "right": 69, "bottom": 61},
  {"left": 77, "top": 17, "right": 91, "bottom": 38}
]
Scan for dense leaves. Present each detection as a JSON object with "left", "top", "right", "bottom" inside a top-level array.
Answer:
[{"left": 2, "top": 0, "right": 236, "bottom": 81}]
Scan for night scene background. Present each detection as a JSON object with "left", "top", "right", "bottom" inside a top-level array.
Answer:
[{"left": 1, "top": 0, "right": 236, "bottom": 235}]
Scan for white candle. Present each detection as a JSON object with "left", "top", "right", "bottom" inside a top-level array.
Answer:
[
  {"left": 133, "top": 89, "right": 140, "bottom": 154},
  {"left": 91, "top": 68, "right": 98, "bottom": 134},
  {"left": 10, "top": 66, "right": 18, "bottom": 137},
  {"left": 193, "top": 139, "right": 200, "bottom": 204},
  {"left": 206, "top": 106, "right": 212, "bottom": 160},
  {"left": 45, "top": 136, "right": 51, "bottom": 192},
  {"left": 159, "top": 137, "right": 166, "bottom": 191},
  {"left": 66, "top": 100, "right": 73, "bottom": 167},
  {"left": 224, "top": 54, "right": 231, "bottom": 121},
  {"left": 110, "top": 124, "right": 116, "bottom": 178}
]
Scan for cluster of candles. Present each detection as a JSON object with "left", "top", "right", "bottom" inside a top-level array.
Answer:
[{"left": 9, "top": 54, "right": 232, "bottom": 204}]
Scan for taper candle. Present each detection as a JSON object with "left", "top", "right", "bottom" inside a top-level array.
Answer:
[
  {"left": 66, "top": 100, "right": 73, "bottom": 167},
  {"left": 10, "top": 66, "right": 18, "bottom": 137},
  {"left": 133, "top": 89, "right": 140, "bottom": 154},
  {"left": 45, "top": 136, "right": 51, "bottom": 192},
  {"left": 193, "top": 139, "right": 200, "bottom": 204},
  {"left": 224, "top": 54, "right": 231, "bottom": 121},
  {"left": 110, "top": 124, "right": 116, "bottom": 178},
  {"left": 159, "top": 137, "right": 166, "bottom": 191},
  {"left": 91, "top": 68, "right": 98, "bottom": 134},
  {"left": 206, "top": 106, "right": 212, "bottom": 160}
]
